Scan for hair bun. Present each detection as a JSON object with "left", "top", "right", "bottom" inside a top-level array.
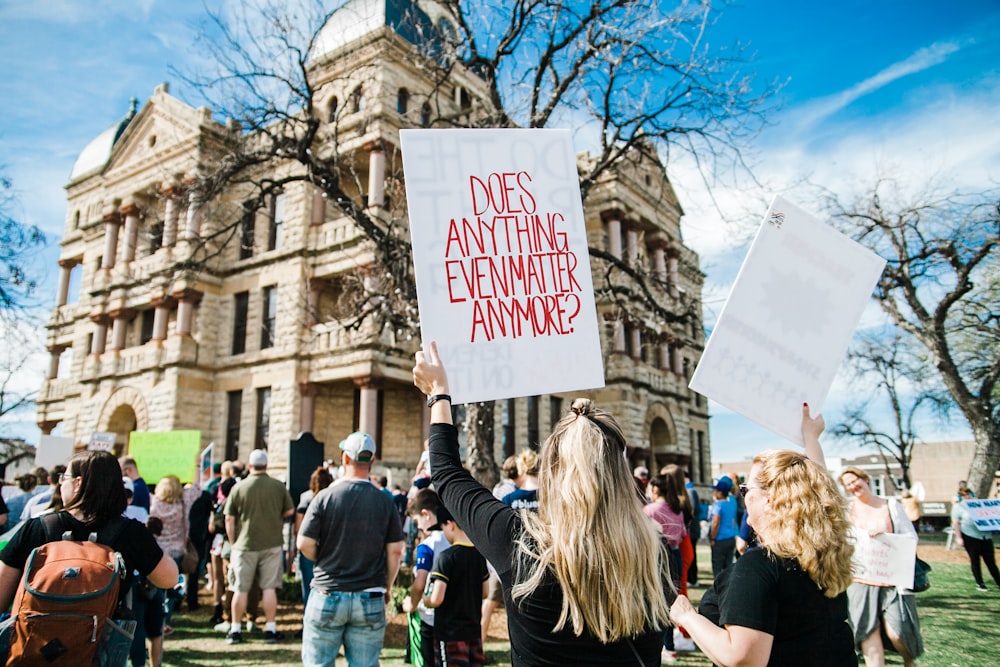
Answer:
[{"left": 569, "top": 398, "right": 594, "bottom": 417}]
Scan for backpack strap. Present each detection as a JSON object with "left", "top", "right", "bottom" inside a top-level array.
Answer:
[
  {"left": 39, "top": 512, "right": 128, "bottom": 549},
  {"left": 40, "top": 512, "right": 68, "bottom": 542},
  {"left": 93, "top": 516, "right": 129, "bottom": 550}
]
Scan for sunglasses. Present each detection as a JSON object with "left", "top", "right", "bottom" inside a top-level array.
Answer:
[{"left": 739, "top": 484, "right": 761, "bottom": 497}]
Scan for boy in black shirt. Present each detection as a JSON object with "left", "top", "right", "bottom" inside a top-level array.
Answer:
[{"left": 423, "top": 507, "right": 490, "bottom": 667}]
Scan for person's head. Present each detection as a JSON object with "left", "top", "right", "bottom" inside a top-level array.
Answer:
[
  {"left": 711, "top": 476, "right": 733, "bottom": 500},
  {"left": 212, "top": 462, "right": 222, "bottom": 477},
  {"left": 436, "top": 505, "right": 466, "bottom": 544},
  {"left": 61, "top": 450, "right": 128, "bottom": 524},
  {"left": 220, "top": 460, "right": 234, "bottom": 479},
  {"left": 648, "top": 473, "right": 682, "bottom": 513},
  {"left": 838, "top": 467, "right": 871, "bottom": 497},
  {"left": 248, "top": 448, "right": 268, "bottom": 471},
  {"left": 309, "top": 466, "right": 334, "bottom": 495},
  {"left": 501, "top": 455, "right": 519, "bottom": 481},
  {"left": 958, "top": 486, "right": 973, "bottom": 500},
  {"left": 514, "top": 398, "right": 672, "bottom": 643},
  {"left": 407, "top": 487, "right": 442, "bottom": 531},
  {"left": 219, "top": 476, "right": 238, "bottom": 500},
  {"left": 516, "top": 448, "right": 539, "bottom": 479},
  {"left": 661, "top": 463, "right": 692, "bottom": 514},
  {"left": 31, "top": 466, "right": 48, "bottom": 486},
  {"left": 49, "top": 465, "right": 67, "bottom": 487},
  {"left": 746, "top": 450, "right": 853, "bottom": 597},
  {"left": 16, "top": 473, "right": 38, "bottom": 494},
  {"left": 339, "top": 432, "right": 376, "bottom": 469},
  {"left": 119, "top": 456, "right": 139, "bottom": 480},
  {"left": 154, "top": 475, "right": 183, "bottom": 504}
]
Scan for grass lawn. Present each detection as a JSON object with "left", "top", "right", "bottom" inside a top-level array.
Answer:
[{"left": 162, "top": 540, "right": 1000, "bottom": 666}]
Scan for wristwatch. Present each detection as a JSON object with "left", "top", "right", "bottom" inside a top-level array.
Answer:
[{"left": 427, "top": 394, "right": 452, "bottom": 408}]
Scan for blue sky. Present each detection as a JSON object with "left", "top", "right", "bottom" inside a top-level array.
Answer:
[{"left": 1, "top": 0, "right": 998, "bottom": 462}]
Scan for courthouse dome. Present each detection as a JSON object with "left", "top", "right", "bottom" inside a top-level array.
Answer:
[
  {"left": 311, "top": 0, "right": 442, "bottom": 62},
  {"left": 69, "top": 99, "right": 137, "bottom": 181}
]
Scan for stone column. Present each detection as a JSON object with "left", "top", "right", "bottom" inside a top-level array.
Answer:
[
  {"left": 311, "top": 186, "right": 326, "bottom": 225},
  {"left": 47, "top": 346, "right": 63, "bottom": 379},
  {"left": 38, "top": 421, "right": 59, "bottom": 436},
  {"left": 668, "top": 249, "right": 680, "bottom": 298},
  {"left": 182, "top": 186, "right": 202, "bottom": 240},
  {"left": 56, "top": 259, "right": 76, "bottom": 307},
  {"left": 355, "top": 378, "right": 381, "bottom": 446},
  {"left": 109, "top": 308, "right": 133, "bottom": 350},
  {"left": 299, "top": 383, "right": 317, "bottom": 433},
  {"left": 120, "top": 202, "right": 140, "bottom": 263},
  {"left": 150, "top": 295, "right": 175, "bottom": 340},
  {"left": 307, "top": 278, "right": 326, "bottom": 326},
  {"left": 90, "top": 314, "right": 110, "bottom": 354},
  {"left": 365, "top": 141, "right": 386, "bottom": 208},
  {"left": 624, "top": 224, "right": 639, "bottom": 268},
  {"left": 651, "top": 243, "right": 668, "bottom": 284},
  {"left": 672, "top": 346, "right": 683, "bottom": 376},
  {"left": 612, "top": 320, "right": 626, "bottom": 353},
  {"left": 173, "top": 289, "right": 203, "bottom": 336},
  {"left": 602, "top": 210, "right": 623, "bottom": 259},
  {"left": 659, "top": 343, "right": 671, "bottom": 371},
  {"left": 162, "top": 186, "right": 181, "bottom": 247},
  {"left": 101, "top": 212, "right": 121, "bottom": 269},
  {"left": 629, "top": 324, "right": 642, "bottom": 360}
]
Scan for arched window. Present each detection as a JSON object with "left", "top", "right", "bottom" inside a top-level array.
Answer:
[
  {"left": 350, "top": 86, "right": 363, "bottom": 114},
  {"left": 327, "top": 96, "right": 338, "bottom": 122},
  {"left": 397, "top": 88, "right": 410, "bottom": 115},
  {"left": 459, "top": 88, "right": 471, "bottom": 110},
  {"left": 420, "top": 102, "right": 431, "bottom": 128}
]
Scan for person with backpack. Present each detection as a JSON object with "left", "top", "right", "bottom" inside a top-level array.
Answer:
[{"left": 0, "top": 450, "right": 178, "bottom": 665}]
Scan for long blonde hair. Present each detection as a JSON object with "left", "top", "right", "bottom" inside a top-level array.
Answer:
[
  {"left": 512, "top": 399, "right": 672, "bottom": 642},
  {"left": 154, "top": 475, "right": 183, "bottom": 504},
  {"left": 751, "top": 449, "right": 854, "bottom": 597}
]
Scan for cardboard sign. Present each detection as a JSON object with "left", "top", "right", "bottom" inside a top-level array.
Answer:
[
  {"left": 965, "top": 499, "right": 1000, "bottom": 532},
  {"left": 88, "top": 431, "right": 117, "bottom": 452},
  {"left": 199, "top": 443, "right": 215, "bottom": 488},
  {"left": 128, "top": 430, "right": 202, "bottom": 485},
  {"left": 689, "top": 196, "right": 886, "bottom": 445},
  {"left": 35, "top": 435, "right": 75, "bottom": 470},
  {"left": 850, "top": 529, "right": 917, "bottom": 589},
  {"left": 400, "top": 128, "right": 604, "bottom": 404}
]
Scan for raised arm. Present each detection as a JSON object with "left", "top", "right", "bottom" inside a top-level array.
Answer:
[{"left": 801, "top": 403, "right": 826, "bottom": 468}]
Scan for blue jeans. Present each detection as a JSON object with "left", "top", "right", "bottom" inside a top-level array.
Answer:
[
  {"left": 302, "top": 590, "right": 387, "bottom": 667},
  {"left": 298, "top": 553, "right": 315, "bottom": 607}
]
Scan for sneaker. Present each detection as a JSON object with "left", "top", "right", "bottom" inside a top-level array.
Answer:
[
  {"left": 675, "top": 636, "right": 697, "bottom": 652},
  {"left": 976, "top": 584, "right": 989, "bottom": 592},
  {"left": 660, "top": 649, "right": 678, "bottom": 664},
  {"left": 225, "top": 631, "right": 243, "bottom": 645},
  {"left": 162, "top": 625, "right": 174, "bottom": 638},
  {"left": 264, "top": 630, "right": 285, "bottom": 644},
  {"left": 215, "top": 621, "right": 230, "bottom": 633}
]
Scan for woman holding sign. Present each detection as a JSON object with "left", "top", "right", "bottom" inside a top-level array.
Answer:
[
  {"left": 413, "top": 342, "right": 673, "bottom": 666},
  {"left": 839, "top": 467, "right": 923, "bottom": 667}
]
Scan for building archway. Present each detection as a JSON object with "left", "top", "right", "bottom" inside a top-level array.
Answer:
[
  {"left": 97, "top": 386, "right": 150, "bottom": 456},
  {"left": 645, "top": 403, "right": 688, "bottom": 473}
]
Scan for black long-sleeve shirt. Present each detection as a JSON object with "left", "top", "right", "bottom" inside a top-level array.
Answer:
[{"left": 429, "top": 423, "right": 663, "bottom": 666}]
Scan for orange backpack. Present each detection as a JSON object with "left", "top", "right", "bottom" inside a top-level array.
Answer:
[{"left": 4, "top": 514, "right": 134, "bottom": 666}]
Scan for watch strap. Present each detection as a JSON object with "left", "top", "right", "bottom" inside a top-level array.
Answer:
[{"left": 427, "top": 394, "right": 452, "bottom": 408}]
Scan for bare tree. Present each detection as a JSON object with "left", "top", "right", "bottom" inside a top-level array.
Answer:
[
  {"left": 825, "top": 179, "right": 1000, "bottom": 498},
  {"left": 0, "top": 171, "right": 45, "bottom": 316},
  {"left": 832, "top": 332, "right": 950, "bottom": 491},
  {"left": 175, "top": 0, "right": 773, "bottom": 481}
]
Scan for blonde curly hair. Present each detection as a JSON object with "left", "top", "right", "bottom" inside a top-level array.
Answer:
[{"left": 750, "top": 449, "right": 854, "bottom": 597}]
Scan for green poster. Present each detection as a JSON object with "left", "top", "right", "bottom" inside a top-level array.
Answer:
[{"left": 128, "top": 430, "right": 202, "bottom": 485}]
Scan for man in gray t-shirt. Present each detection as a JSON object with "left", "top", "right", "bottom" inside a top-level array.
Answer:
[{"left": 297, "top": 432, "right": 404, "bottom": 667}]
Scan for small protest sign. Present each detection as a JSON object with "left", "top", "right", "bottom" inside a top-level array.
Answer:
[
  {"left": 689, "top": 196, "right": 886, "bottom": 445},
  {"left": 965, "top": 499, "right": 1000, "bottom": 532},
  {"left": 400, "top": 128, "right": 604, "bottom": 404},
  {"left": 35, "top": 435, "right": 74, "bottom": 470},
  {"left": 88, "top": 431, "right": 117, "bottom": 452},
  {"left": 849, "top": 529, "right": 917, "bottom": 589}
]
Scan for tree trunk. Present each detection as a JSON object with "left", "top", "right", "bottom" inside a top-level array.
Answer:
[
  {"left": 464, "top": 401, "right": 500, "bottom": 489},
  {"left": 965, "top": 419, "right": 999, "bottom": 499}
]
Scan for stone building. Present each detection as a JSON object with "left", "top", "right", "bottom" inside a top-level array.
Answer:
[{"left": 35, "top": 0, "right": 711, "bottom": 484}]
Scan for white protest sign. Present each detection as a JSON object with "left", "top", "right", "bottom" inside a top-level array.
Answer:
[
  {"left": 35, "top": 435, "right": 75, "bottom": 469},
  {"left": 400, "top": 128, "right": 604, "bottom": 404},
  {"left": 850, "top": 529, "right": 917, "bottom": 589},
  {"left": 89, "top": 431, "right": 117, "bottom": 452},
  {"left": 965, "top": 499, "right": 1000, "bottom": 532},
  {"left": 689, "top": 196, "right": 886, "bottom": 445}
]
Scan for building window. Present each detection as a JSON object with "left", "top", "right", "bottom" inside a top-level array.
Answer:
[
  {"left": 147, "top": 222, "right": 164, "bottom": 255},
  {"left": 502, "top": 399, "right": 516, "bottom": 459},
  {"left": 549, "top": 396, "right": 563, "bottom": 431},
  {"left": 255, "top": 387, "right": 271, "bottom": 449},
  {"left": 239, "top": 202, "right": 255, "bottom": 260},
  {"left": 327, "top": 96, "right": 338, "bottom": 122},
  {"left": 232, "top": 291, "right": 249, "bottom": 354},
  {"left": 459, "top": 88, "right": 471, "bottom": 110},
  {"left": 697, "top": 431, "right": 705, "bottom": 483},
  {"left": 267, "top": 192, "right": 284, "bottom": 251},
  {"left": 350, "top": 86, "right": 363, "bottom": 114},
  {"left": 527, "top": 395, "right": 539, "bottom": 450},
  {"left": 140, "top": 309, "right": 155, "bottom": 345},
  {"left": 226, "top": 390, "right": 242, "bottom": 461},
  {"left": 420, "top": 103, "right": 431, "bottom": 128},
  {"left": 397, "top": 88, "right": 409, "bottom": 114},
  {"left": 73, "top": 210, "right": 81, "bottom": 229},
  {"left": 261, "top": 285, "right": 277, "bottom": 349}
]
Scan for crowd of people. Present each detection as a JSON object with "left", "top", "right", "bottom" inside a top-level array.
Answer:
[{"left": 0, "top": 342, "right": 992, "bottom": 667}]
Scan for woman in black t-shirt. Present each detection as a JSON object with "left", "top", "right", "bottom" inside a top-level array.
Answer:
[
  {"left": 414, "top": 342, "right": 673, "bottom": 667},
  {"left": 669, "top": 405, "right": 856, "bottom": 667},
  {"left": 0, "top": 450, "right": 178, "bottom": 611}
]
